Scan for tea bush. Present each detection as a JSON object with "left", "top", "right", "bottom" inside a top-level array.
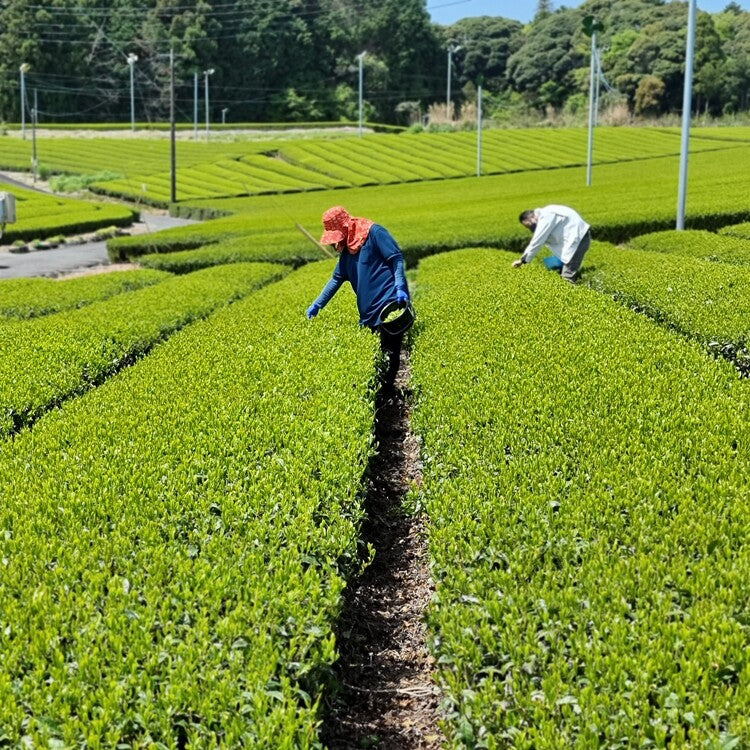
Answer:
[
  {"left": 0, "top": 263, "right": 285, "bottom": 436},
  {"left": 0, "top": 269, "right": 170, "bottom": 319},
  {"left": 0, "top": 262, "right": 377, "bottom": 746},
  {"left": 411, "top": 248, "right": 750, "bottom": 747}
]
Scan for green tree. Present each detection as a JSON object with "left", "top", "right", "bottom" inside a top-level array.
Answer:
[
  {"left": 717, "top": 8, "right": 750, "bottom": 112},
  {"left": 507, "top": 8, "right": 585, "bottom": 111},
  {"left": 534, "top": 0, "right": 554, "bottom": 22},
  {"left": 634, "top": 73, "right": 665, "bottom": 114},
  {"left": 448, "top": 17, "right": 524, "bottom": 96}
]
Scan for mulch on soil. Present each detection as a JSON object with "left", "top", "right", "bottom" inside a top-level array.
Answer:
[{"left": 323, "top": 351, "right": 444, "bottom": 750}]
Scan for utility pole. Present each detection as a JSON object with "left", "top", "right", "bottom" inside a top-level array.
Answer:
[
  {"left": 476, "top": 76, "right": 483, "bottom": 177},
  {"left": 193, "top": 72, "right": 198, "bottom": 141},
  {"left": 170, "top": 47, "right": 176, "bottom": 204},
  {"left": 357, "top": 51, "right": 366, "bottom": 138},
  {"left": 32, "top": 90, "right": 38, "bottom": 182},
  {"left": 583, "top": 16, "right": 604, "bottom": 187},
  {"left": 677, "top": 0, "right": 697, "bottom": 230},
  {"left": 204, "top": 68, "right": 214, "bottom": 137},
  {"left": 446, "top": 43, "right": 461, "bottom": 120},
  {"left": 127, "top": 53, "right": 138, "bottom": 131},
  {"left": 20, "top": 63, "right": 30, "bottom": 140}
]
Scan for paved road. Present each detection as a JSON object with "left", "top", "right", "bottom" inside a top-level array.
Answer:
[{"left": 0, "top": 213, "right": 198, "bottom": 279}]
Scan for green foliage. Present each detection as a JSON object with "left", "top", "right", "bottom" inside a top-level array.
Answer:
[
  {"left": 86, "top": 125, "right": 731, "bottom": 205},
  {"left": 48, "top": 171, "right": 123, "bottom": 193},
  {"left": 507, "top": 9, "right": 586, "bottom": 111},
  {"left": 718, "top": 221, "right": 750, "bottom": 240},
  {"left": 411, "top": 248, "right": 750, "bottom": 746},
  {"left": 0, "top": 184, "right": 135, "bottom": 243},
  {"left": 447, "top": 16, "right": 524, "bottom": 93},
  {"left": 2, "top": 1, "right": 750, "bottom": 126},
  {"left": 627, "top": 229, "right": 750, "bottom": 264},
  {"left": 0, "top": 269, "right": 170, "bottom": 320},
  {"left": 139, "top": 235, "right": 326, "bottom": 273},
  {"left": 0, "top": 263, "right": 285, "bottom": 437},
  {"left": 585, "top": 240, "right": 750, "bottom": 370},
  {"left": 0, "top": 262, "right": 376, "bottom": 744},
  {"left": 635, "top": 74, "right": 666, "bottom": 116},
  {"left": 106, "top": 141, "right": 750, "bottom": 273}
]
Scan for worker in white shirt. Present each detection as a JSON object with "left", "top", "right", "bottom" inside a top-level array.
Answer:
[{"left": 512, "top": 204, "right": 591, "bottom": 283}]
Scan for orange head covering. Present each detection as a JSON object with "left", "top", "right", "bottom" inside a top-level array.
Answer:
[{"left": 320, "top": 206, "right": 374, "bottom": 254}]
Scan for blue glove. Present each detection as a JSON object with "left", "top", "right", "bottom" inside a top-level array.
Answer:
[
  {"left": 306, "top": 302, "right": 320, "bottom": 319},
  {"left": 395, "top": 288, "right": 409, "bottom": 305}
]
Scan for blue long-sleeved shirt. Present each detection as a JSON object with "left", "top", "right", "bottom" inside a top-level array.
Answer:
[{"left": 312, "top": 224, "right": 408, "bottom": 329}]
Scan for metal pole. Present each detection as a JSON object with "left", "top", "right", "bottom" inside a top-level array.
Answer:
[
  {"left": 130, "top": 63, "right": 135, "bottom": 130},
  {"left": 586, "top": 31, "right": 597, "bottom": 186},
  {"left": 127, "top": 54, "right": 137, "bottom": 131},
  {"left": 20, "top": 65, "right": 29, "bottom": 140},
  {"left": 170, "top": 48, "right": 176, "bottom": 205},
  {"left": 32, "top": 90, "right": 38, "bottom": 182},
  {"left": 477, "top": 84, "right": 483, "bottom": 177},
  {"left": 205, "top": 72, "right": 209, "bottom": 136},
  {"left": 594, "top": 47, "right": 601, "bottom": 127},
  {"left": 677, "top": 0, "right": 697, "bottom": 231},
  {"left": 204, "top": 68, "right": 214, "bottom": 137},
  {"left": 193, "top": 72, "right": 198, "bottom": 141},
  {"left": 357, "top": 52, "right": 365, "bottom": 138},
  {"left": 222, "top": 108, "right": 228, "bottom": 124}
]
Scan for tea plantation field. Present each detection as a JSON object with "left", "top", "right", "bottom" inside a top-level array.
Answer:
[
  {"left": 0, "top": 183, "right": 134, "bottom": 243},
  {"left": 0, "top": 127, "right": 749, "bottom": 747}
]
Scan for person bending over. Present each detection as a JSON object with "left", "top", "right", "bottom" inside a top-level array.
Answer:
[
  {"left": 306, "top": 205, "right": 411, "bottom": 386},
  {"left": 513, "top": 204, "right": 591, "bottom": 283}
]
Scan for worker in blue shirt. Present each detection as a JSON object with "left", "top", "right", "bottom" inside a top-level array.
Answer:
[{"left": 306, "top": 205, "right": 411, "bottom": 387}]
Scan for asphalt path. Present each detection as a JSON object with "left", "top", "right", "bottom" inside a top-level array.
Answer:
[{"left": 0, "top": 212, "right": 198, "bottom": 279}]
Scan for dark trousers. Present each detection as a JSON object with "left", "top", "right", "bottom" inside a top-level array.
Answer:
[
  {"left": 562, "top": 229, "right": 591, "bottom": 283},
  {"left": 379, "top": 329, "right": 404, "bottom": 386}
]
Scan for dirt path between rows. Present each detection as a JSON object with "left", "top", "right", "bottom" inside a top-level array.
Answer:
[{"left": 323, "top": 350, "right": 444, "bottom": 749}]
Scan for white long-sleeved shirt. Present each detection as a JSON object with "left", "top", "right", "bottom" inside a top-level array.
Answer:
[{"left": 521, "top": 205, "right": 590, "bottom": 264}]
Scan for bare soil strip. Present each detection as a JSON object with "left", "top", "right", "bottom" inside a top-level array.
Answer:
[{"left": 323, "top": 350, "right": 444, "bottom": 749}]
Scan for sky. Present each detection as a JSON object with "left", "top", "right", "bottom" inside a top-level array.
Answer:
[{"left": 427, "top": 0, "right": 750, "bottom": 26}]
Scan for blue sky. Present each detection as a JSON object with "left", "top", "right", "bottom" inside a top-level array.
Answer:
[{"left": 427, "top": 0, "right": 750, "bottom": 26}]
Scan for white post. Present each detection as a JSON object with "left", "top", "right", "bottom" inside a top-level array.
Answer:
[
  {"left": 586, "top": 31, "right": 597, "bottom": 186},
  {"left": 357, "top": 51, "right": 366, "bottom": 138},
  {"left": 477, "top": 84, "right": 483, "bottom": 177},
  {"left": 222, "top": 107, "right": 228, "bottom": 124},
  {"left": 677, "top": 0, "right": 697, "bottom": 230},
  {"left": 20, "top": 64, "right": 29, "bottom": 140},
  {"left": 194, "top": 72, "right": 198, "bottom": 141},
  {"left": 204, "top": 68, "right": 214, "bottom": 138},
  {"left": 594, "top": 47, "right": 601, "bottom": 127},
  {"left": 127, "top": 53, "right": 138, "bottom": 131},
  {"left": 32, "top": 90, "right": 38, "bottom": 182}
]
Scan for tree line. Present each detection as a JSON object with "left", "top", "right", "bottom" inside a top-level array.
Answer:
[{"left": 0, "top": 0, "right": 748, "bottom": 127}]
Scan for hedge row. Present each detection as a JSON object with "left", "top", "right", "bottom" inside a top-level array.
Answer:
[
  {"left": 411, "top": 248, "right": 750, "bottom": 747},
  {"left": 107, "top": 146, "right": 750, "bottom": 272},
  {"left": 138, "top": 234, "right": 327, "bottom": 273},
  {"left": 0, "top": 269, "right": 170, "bottom": 320},
  {"left": 718, "top": 222, "right": 750, "bottom": 241},
  {"left": 0, "top": 138, "right": 269, "bottom": 181},
  {"left": 0, "top": 184, "right": 136, "bottom": 243},
  {"left": 0, "top": 262, "right": 285, "bottom": 437},
  {"left": 584, "top": 241, "right": 750, "bottom": 371},
  {"left": 627, "top": 230, "right": 750, "bottom": 265},
  {"left": 0, "top": 262, "right": 377, "bottom": 746},
  {"left": 82, "top": 126, "right": 736, "bottom": 205}
]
